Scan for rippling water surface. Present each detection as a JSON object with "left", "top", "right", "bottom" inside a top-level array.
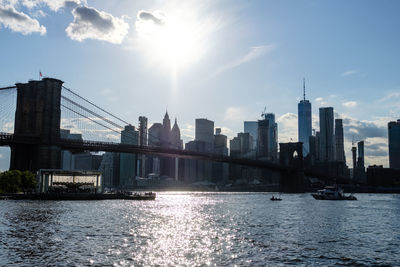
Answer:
[{"left": 1, "top": 193, "right": 399, "bottom": 266}]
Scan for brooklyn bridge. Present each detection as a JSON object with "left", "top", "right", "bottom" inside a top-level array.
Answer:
[{"left": 0, "top": 78, "right": 334, "bottom": 192}]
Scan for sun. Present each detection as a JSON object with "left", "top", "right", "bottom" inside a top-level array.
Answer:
[{"left": 135, "top": 7, "right": 215, "bottom": 70}]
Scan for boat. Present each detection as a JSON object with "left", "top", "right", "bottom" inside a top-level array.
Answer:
[
  {"left": 128, "top": 191, "right": 156, "bottom": 200},
  {"left": 311, "top": 185, "right": 357, "bottom": 200},
  {"left": 270, "top": 195, "right": 282, "bottom": 201}
]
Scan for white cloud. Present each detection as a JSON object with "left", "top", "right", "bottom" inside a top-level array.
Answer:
[
  {"left": 212, "top": 45, "right": 275, "bottom": 77},
  {"left": 342, "top": 101, "right": 357, "bottom": 108},
  {"left": 277, "top": 112, "right": 297, "bottom": 143},
  {"left": 341, "top": 70, "right": 358, "bottom": 76},
  {"left": 180, "top": 123, "right": 195, "bottom": 142},
  {"left": 0, "top": 4, "right": 46, "bottom": 35},
  {"left": 20, "top": 0, "right": 84, "bottom": 11},
  {"left": 224, "top": 106, "right": 248, "bottom": 122},
  {"left": 315, "top": 97, "right": 328, "bottom": 106},
  {"left": 65, "top": 5, "right": 129, "bottom": 44}
]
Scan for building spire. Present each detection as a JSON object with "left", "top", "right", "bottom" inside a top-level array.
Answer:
[{"left": 303, "top": 77, "right": 306, "bottom": 101}]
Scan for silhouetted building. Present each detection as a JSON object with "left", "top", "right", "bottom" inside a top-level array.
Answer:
[
  {"left": 335, "top": 119, "right": 345, "bottom": 162},
  {"left": 138, "top": 116, "right": 148, "bottom": 178},
  {"left": 367, "top": 165, "right": 400, "bottom": 187},
  {"left": 195, "top": 118, "right": 214, "bottom": 148},
  {"left": 319, "top": 107, "right": 335, "bottom": 162},
  {"left": 139, "top": 116, "right": 148, "bottom": 146},
  {"left": 184, "top": 140, "right": 211, "bottom": 182},
  {"left": 265, "top": 113, "right": 278, "bottom": 161},
  {"left": 357, "top": 141, "right": 365, "bottom": 169},
  {"left": 351, "top": 146, "right": 357, "bottom": 178},
  {"left": 298, "top": 79, "right": 312, "bottom": 156},
  {"left": 244, "top": 121, "right": 258, "bottom": 149},
  {"left": 171, "top": 118, "right": 183, "bottom": 149},
  {"left": 213, "top": 128, "right": 229, "bottom": 183},
  {"left": 98, "top": 152, "right": 120, "bottom": 188},
  {"left": 256, "top": 114, "right": 277, "bottom": 161},
  {"left": 73, "top": 153, "right": 103, "bottom": 170},
  {"left": 147, "top": 122, "right": 163, "bottom": 176},
  {"left": 257, "top": 118, "right": 269, "bottom": 158},
  {"left": 353, "top": 141, "right": 366, "bottom": 182},
  {"left": 60, "top": 129, "right": 83, "bottom": 170},
  {"left": 388, "top": 120, "right": 400, "bottom": 169},
  {"left": 170, "top": 118, "right": 183, "bottom": 179},
  {"left": 119, "top": 125, "right": 138, "bottom": 188}
]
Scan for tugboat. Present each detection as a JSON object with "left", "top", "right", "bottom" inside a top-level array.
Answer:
[{"left": 311, "top": 185, "right": 356, "bottom": 200}]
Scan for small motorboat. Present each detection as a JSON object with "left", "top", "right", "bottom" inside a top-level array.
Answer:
[
  {"left": 311, "top": 185, "right": 356, "bottom": 200},
  {"left": 270, "top": 195, "right": 282, "bottom": 201}
]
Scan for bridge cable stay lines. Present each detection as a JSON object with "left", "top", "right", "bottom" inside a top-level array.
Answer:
[
  {"left": 61, "top": 86, "right": 181, "bottom": 149},
  {"left": 60, "top": 86, "right": 183, "bottom": 150},
  {"left": 0, "top": 86, "right": 17, "bottom": 134}
]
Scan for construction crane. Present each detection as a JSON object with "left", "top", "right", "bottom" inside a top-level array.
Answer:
[{"left": 261, "top": 106, "right": 266, "bottom": 119}]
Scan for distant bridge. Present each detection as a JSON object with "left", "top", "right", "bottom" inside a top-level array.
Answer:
[{"left": 0, "top": 78, "right": 341, "bottom": 192}]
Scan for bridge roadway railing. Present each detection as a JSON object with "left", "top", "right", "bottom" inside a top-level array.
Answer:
[
  {"left": 0, "top": 132, "right": 286, "bottom": 171},
  {"left": 56, "top": 138, "right": 288, "bottom": 172},
  {"left": 0, "top": 133, "right": 348, "bottom": 181}
]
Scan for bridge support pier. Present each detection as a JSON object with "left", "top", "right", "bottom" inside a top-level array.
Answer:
[
  {"left": 10, "top": 78, "right": 63, "bottom": 172},
  {"left": 279, "top": 142, "right": 305, "bottom": 193}
]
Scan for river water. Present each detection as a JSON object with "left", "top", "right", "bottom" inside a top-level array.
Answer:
[{"left": 0, "top": 193, "right": 399, "bottom": 266}]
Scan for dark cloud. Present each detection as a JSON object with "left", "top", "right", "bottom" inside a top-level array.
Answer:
[
  {"left": 343, "top": 118, "right": 387, "bottom": 140},
  {"left": 64, "top": 1, "right": 80, "bottom": 9},
  {"left": 0, "top": 6, "right": 32, "bottom": 22},
  {"left": 73, "top": 6, "right": 114, "bottom": 32},
  {"left": 137, "top": 10, "right": 164, "bottom": 26}
]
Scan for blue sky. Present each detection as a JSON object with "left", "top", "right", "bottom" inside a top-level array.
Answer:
[{"left": 0, "top": 0, "right": 399, "bottom": 170}]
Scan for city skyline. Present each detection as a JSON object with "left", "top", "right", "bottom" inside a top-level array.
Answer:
[{"left": 1, "top": 0, "right": 399, "bottom": 169}]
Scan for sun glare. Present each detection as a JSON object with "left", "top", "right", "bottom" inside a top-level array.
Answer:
[{"left": 135, "top": 6, "right": 216, "bottom": 70}]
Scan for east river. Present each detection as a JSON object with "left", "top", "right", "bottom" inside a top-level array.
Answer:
[{"left": 0, "top": 193, "right": 399, "bottom": 266}]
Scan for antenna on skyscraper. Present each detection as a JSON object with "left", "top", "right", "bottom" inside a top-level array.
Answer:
[{"left": 303, "top": 77, "right": 306, "bottom": 101}]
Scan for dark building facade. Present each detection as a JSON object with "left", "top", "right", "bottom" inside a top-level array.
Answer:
[{"left": 388, "top": 120, "right": 400, "bottom": 169}]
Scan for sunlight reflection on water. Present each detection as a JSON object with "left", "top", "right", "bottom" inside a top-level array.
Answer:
[{"left": 0, "top": 192, "right": 399, "bottom": 266}]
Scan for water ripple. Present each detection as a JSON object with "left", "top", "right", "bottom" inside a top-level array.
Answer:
[{"left": 0, "top": 193, "right": 399, "bottom": 266}]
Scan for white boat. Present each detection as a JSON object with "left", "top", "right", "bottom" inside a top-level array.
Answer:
[{"left": 311, "top": 185, "right": 357, "bottom": 200}]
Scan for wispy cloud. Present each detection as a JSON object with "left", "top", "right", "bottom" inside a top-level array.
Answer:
[
  {"left": 342, "top": 101, "right": 357, "bottom": 108},
  {"left": 212, "top": 44, "right": 275, "bottom": 77},
  {"left": 341, "top": 69, "right": 359, "bottom": 76}
]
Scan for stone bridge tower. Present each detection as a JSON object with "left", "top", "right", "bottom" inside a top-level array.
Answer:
[
  {"left": 10, "top": 78, "right": 63, "bottom": 172},
  {"left": 279, "top": 142, "right": 304, "bottom": 193}
]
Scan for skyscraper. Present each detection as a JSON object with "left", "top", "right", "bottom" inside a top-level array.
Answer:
[
  {"left": 195, "top": 118, "right": 214, "bottom": 149},
  {"left": 335, "top": 119, "right": 345, "bottom": 162},
  {"left": 265, "top": 113, "right": 278, "bottom": 161},
  {"left": 298, "top": 79, "right": 312, "bottom": 156},
  {"left": 388, "top": 120, "right": 400, "bottom": 169},
  {"left": 319, "top": 107, "right": 335, "bottom": 161},
  {"left": 138, "top": 116, "right": 148, "bottom": 146},
  {"left": 257, "top": 118, "right": 269, "bottom": 158},
  {"left": 244, "top": 121, "right": 258, "bottom": 149},
  {"left": 357, "top": 141, "right": 365, "bottom": 168},
  {"left": 171, "top": 118, "right": 183, "bottom": 149},
  {"left": 119, "top": 125, "right": 139, "bottom": 188},
  {"left": 138, "top": 116, "right": 148, "bottom": 178}
]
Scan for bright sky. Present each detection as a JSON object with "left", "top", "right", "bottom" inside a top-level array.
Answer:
[{"left": 0, "top": 0, "right": 399, "bottom": 170}]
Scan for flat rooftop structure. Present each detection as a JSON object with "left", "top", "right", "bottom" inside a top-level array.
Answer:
[{"left": 37, "top": 169, "right": 103, "bottom": 194}]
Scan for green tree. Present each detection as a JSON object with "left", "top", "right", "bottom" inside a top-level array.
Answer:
[
  {"left": 0, "top": 170, "right": 22, "bottom": 193},
  {"left": 20, "top": 171, "right": 37, "bottom": 194}
]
